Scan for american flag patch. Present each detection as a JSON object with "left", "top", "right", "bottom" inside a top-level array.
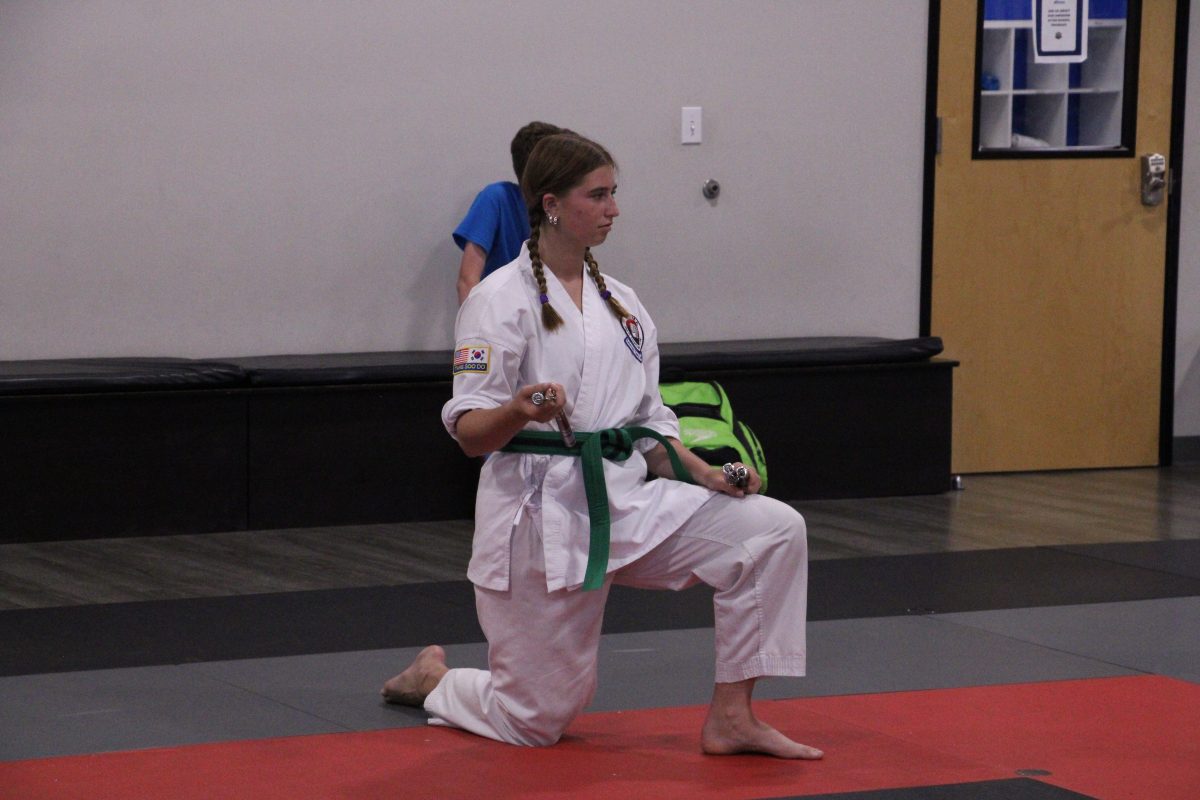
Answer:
[{"left": 452, "top": 345, "right": 490, "bottom": 375}]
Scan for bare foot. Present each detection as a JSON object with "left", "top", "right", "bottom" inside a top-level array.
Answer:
[
  {"left": 701, "top": 709, "right": 823, "bottom": 759},
  {"left": 381, "top": 645, "right": 448, "bottom": 706}
]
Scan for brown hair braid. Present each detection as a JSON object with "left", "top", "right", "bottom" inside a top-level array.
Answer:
[
  {"left": 527, "top": 225, "right": 565, "bottom": 331},
  {"left": 584, "top": 248, "right": 630, "bottom": 322}
]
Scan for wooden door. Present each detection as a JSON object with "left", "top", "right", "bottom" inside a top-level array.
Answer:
[{"left": 930, "top": 0, "right": 1177, "bottom": 473}]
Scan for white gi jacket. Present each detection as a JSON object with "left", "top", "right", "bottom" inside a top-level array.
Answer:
[{"left": 443, "top": 244, "right": 713, "bottom": 592}]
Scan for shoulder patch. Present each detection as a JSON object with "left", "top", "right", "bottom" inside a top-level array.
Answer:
[{"left": 452, "top": 345, "right": 491, "bottom": 375}]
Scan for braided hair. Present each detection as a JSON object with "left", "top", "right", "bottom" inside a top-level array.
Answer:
[
  {"left": 526, "top": 224, "right": 564, "bottom": 330},
  {"left": 584, "top": 248, "right": 631, "bottom": 320},
  {"left": 521, "top": 133, "right": 628, "bottom": 331}
]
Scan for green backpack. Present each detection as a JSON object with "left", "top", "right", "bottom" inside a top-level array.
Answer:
[{"left": 658, "top": 381, "right": 768, "bottom": 494}]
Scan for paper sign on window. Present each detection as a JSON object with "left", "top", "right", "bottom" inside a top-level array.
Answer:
[{"left": 1034, "top": 0, "right": 1089, "bottom": 63}]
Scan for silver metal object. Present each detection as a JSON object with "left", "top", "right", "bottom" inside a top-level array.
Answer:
[
  {"left": 1141, "top": 153, "right": 1167, "bottom": 206},
  {"left": 722, "top": 462, "right": 749, "bottom": 488},
  {"left": 532, "top": 386, "right": 574, "bottom": 447},
  {"left": 554, "top": 410, "right": 577, "bottom": 448},
  {"left": 702, "top": 179, "right": 720, "bottom": 200}
]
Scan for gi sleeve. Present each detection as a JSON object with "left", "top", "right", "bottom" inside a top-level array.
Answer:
[{"left": 441, "top": 287, "right": 527, "bottom": 440}]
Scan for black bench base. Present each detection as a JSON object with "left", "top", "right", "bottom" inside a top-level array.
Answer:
[
  {"left": 678, "top": 362, "right": 954, "bottom": 500},
  {"left": 0, "top": 338, "right": 954, "bottom": 543}
]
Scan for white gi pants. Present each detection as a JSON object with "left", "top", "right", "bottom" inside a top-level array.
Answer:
[{"left": 423, "top": 492, "right": 808, "bottom": 747}]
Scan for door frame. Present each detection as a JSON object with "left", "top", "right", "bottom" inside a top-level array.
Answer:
[{"left": 918, "top": 0, "right": 1192, "bottom": 467}]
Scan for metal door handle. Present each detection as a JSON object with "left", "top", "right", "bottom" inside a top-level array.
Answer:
[{"left": 1141, "top": 153, "right": 1167, "bottom": 206}]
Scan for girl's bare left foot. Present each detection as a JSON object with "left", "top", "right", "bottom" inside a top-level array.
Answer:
[{"left": 381, "top": 645, "right": 448, "bottom": 706}]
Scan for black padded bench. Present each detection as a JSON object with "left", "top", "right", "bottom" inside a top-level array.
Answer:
[
  {"left": 658, "top": 337, "right": 953, "bottom": 502},
  {"left": 0, "top": 359, "right": 251, "bottom": 542},
  {"left": 0, "top": 338, "right": 954, "bottom": 543},
  {"left": 228, "top": 351, "right": 478, "bottom": 533}
]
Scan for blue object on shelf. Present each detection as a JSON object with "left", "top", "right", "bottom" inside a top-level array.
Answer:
[{"left": 981, "top": 73, "right": 1001, "bottom": 91}]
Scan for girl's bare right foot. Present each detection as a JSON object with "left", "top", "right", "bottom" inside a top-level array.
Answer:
[{"left": 701, "top": 707, "right": 823, "bottom": 759}]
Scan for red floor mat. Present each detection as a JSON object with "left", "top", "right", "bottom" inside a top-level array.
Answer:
[{"left": 1, "top": 676, "right": 1195, "bottom": 800}]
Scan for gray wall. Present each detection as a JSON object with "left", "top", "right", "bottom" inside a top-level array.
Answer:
[
  {"left": 0, "top": 1, "right": 1195, "bottom": 439},
  {"left": 0, "top": 0, "right": 927, "bottom": 359}
]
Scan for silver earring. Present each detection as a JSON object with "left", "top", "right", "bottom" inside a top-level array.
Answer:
[{"left": 548, "top": 214, "right": 559, "bottom": 226}]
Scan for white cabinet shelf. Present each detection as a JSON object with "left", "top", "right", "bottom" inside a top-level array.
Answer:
[{"left": 978, "top": 19, "right": 1127, "bottom": 151}]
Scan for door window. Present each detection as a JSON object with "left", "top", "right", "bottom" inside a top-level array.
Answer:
[{"left": 974, "top": 0, "right": 1140, "bottom": 157}]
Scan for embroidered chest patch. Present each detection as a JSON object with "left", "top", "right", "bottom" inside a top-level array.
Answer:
[
  {"left": 622, "top": 316, "right": 644, "bottom": 363},
  {"left": 452, "top": 345, "right": 490, "bottom": 375}
]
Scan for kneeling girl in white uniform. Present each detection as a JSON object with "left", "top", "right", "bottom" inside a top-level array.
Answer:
[{"left": 383, "top": 133, "right": 822, "bottom": 760}]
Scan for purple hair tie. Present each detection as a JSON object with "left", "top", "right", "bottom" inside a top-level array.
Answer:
[
  {"left": 539, "top": 293, "right": 549, "bottom": 304},
  {"left": 600, "top": 290, "right": 612, "bottom": 300}
]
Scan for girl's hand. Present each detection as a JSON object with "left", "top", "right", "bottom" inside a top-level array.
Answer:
[
  {"left": 516, "top": 382, "right": 568, "bottom": 424},
  {"left": 695, "top": 461, "right": 761, "bottom": 498}
]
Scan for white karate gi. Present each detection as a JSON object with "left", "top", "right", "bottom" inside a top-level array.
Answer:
[{"left": 429, "top": 245, "right": 808, "bottom": 746}]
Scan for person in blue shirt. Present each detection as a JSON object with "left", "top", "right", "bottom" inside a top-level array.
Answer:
[{"left": 454, "top": 121, "right": 566, "bottom": 304}]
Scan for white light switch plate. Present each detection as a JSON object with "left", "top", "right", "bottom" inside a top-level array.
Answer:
[{"left": 681, "top": 107, "right": 702, "bottom": 144}]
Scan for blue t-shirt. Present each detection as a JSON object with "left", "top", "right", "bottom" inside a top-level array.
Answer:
[{"left": 452, "top": 181, "right": 530, "bottom": 278}]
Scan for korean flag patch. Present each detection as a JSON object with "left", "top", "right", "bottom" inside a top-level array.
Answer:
[{"left": 452, "top": 345, "right": 490, "bottom": 375}]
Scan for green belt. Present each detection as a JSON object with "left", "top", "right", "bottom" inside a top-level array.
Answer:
[{"left": 501, "top": 427, "right": 696, "bottom": 591}]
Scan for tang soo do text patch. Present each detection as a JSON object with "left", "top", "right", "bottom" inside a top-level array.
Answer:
[{"left": 453, "top": 345, "right": 490, "bottom": 375}]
